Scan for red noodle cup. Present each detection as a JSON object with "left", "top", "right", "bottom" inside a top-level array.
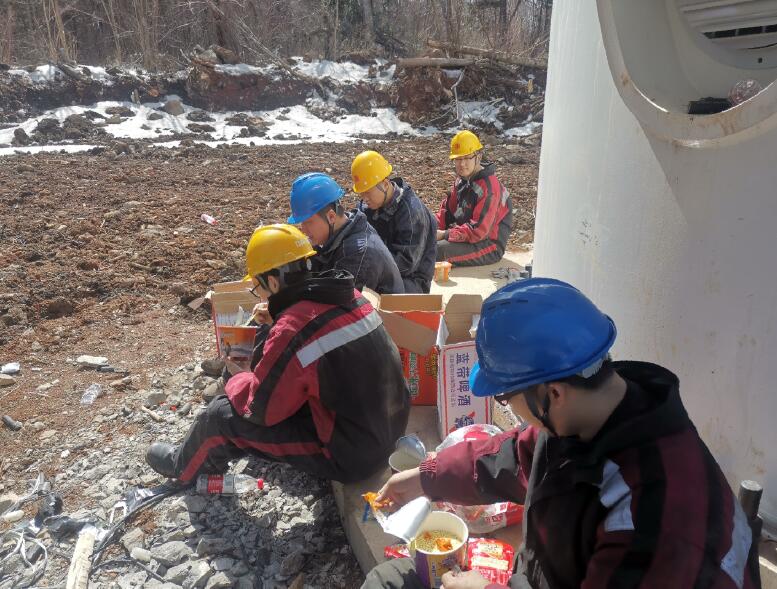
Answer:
[{"left": 410, "top": 511, "right": 468, "bottom": 588}]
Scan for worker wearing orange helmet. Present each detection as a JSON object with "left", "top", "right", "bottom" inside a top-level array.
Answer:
[
  {"left": 352, "top": 150, "right": 437, "bottom": 293},
  {"left": 146, "top": 224, "right": 410, "bottom": 484},
  {"left": 436, "top": 130, "right": 513, "bottom": 266}
]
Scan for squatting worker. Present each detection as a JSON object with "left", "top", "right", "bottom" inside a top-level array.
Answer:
[
  {"left": 288, "top": 172, "right": 404, "bottom": 294},
  {"left": 436, "top": 130, "right": 512, "bottom": 267},
  {"left": 352, "top": 150, "right": 437, "bottom": 293},
  {"left": 146, "top": 224, "right": 410, "bottom": 484},
  {"left": 363, "top": 278, "right": 760, "bottom": 589}
]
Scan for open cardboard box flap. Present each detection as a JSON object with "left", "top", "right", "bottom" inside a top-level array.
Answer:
[
  {"left": 363, "top": 290, "right": 443, "bottom": 356},
  {"left": 440, "top": 294, "right": 483, "bottom": 345}
]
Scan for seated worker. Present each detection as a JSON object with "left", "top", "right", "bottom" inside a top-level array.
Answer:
[
  {"left": 146, "top": 224, "right": 410, "bottom": 484},
  {"left": 289, "top": 172, "right": 404, "bottom": 294},
  {"left": 364, "top": 278, "right": 760, "bottom": 589},
  {"left": 352, "top": 150, "right": 437, "bottom": 294},
  {"left": 436, "top": 130, "right": 513, "bottom": 267}
]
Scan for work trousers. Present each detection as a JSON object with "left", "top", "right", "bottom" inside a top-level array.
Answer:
[
  {"left": 436, "top": 219, "right": 511, "bottom": 267},
  {"left": 361, "top": 559, "right": 429, "bottom": 589},
  {"left": 171, "top": 395, "right": 344, "bottom": 483}
]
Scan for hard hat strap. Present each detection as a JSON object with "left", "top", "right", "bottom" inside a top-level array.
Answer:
[{"left": 524, "top": 388, "right": 557, "bottom": 437}]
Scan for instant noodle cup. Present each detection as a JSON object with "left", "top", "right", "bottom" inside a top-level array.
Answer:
[
  {"left": 409, "top": 511, "right": 468, "bottom": 588},
  {"left": 434, "top": 261, "right": 452, "bottom": 282}
]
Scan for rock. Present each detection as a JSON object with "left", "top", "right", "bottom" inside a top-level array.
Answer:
[
  {"left": 131, "top": 546, "right": 152, "bottom": 563},
  {"left": 163, "top": 99, "right": 185, "bottom": 116},
  {"left": 193, "top": 375, "right": 215, "bottom": 392},
  {"left": 230, "top": 561, "right": 249, "bottom": 576},
  {"left": 1, "top": 307, "right": 26, "bottom": 326},
  {"left": 183, "top": 559, "right": 213, "bottom": 589},
  {"left": 184, "top": 495, "right": 207, "bottom": 513},
  {"left": 105, "top": 105, "right": 135, "bottom": 117},
  {"left": 280, "top": 549, "right": 305, "bottom": 577},
  {"left": 200, "top": 358, "right": 224, "bottom": 378},
  {"left": 12, "top": 128, "right": 30, "bottom": 146},
  {"left": 39, "top": 429, "right": 57, "bottom": 441},
  {"left": 0, "top": 493, "right": 20, "bottom": 513},
  {"left": 144, "top": 389, "right": 168, "bottom": 406},
  {"left": 178, "top": 402, "right": 192, "bottom": 416},
  {"left": 35, "top": 118, "right": 60, "bottom": 135},
  {"left": 165, "top": 561, "right": 192, "bottom": 584},
  {"left": 188, "top": 123, "right": 216, "bottom": 134},
  {"left": 110, "top": 376, "right": 132, "bottom": 390},
  {"left": 195, "top": 536, "right": 228, "bottom": 556},
  {"left": 0, "top": 374, "right": 16, "bottom": 387},
  {"left": 148, "top": 112, "right": 165, "bottom": 121},
  {"left": 117, "top": 571, "right": 148, "bottom": 589},
  {"left": 204, "top": 572, "right": 232, "bottom": 589},
  {"left": 43, "top": 297, "right": 75, "bottom": 319},
  {"left": 104, "top": 115, "right": 123, "bottom": 125},
  {"left": 187, "top": 111, "right": 215, "bottom": 122},
  {"left": 151, "top": 540, "right": 192, "bottom": 567},
  {"left": 121, "top": 528, "right": 146, "bottom": 552},
  {"left": 211, "top": 557, "right": 234, "bottom": 572},
  {"left": 30, "top": 341, "right": 43, "bottom": 352},
  {"left": 201, "top": 378, "right": 223, "bottom": 402},
  {"left": 76, "top": 355, "right": 109, "bottom": 368},
  {"left": 235, "top": 577, "right": 255, "bottom": 589}
]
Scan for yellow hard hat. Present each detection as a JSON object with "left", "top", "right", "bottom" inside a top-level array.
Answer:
[
  {"left": 351, "top": 150, "right": 393, "bottom": 193},
  {"left": 449, "top": 130, "right": 484, "bottom": 159},
  {"left": 244, "top": 224, "right": 316, "bottom": 279}
]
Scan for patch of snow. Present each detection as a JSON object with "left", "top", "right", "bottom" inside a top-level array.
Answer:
[
  {"left": 214, "top": 63, "right": 273, "bottom": 76},
  {"left": 504, "top": 121, "right": 542, "bottom": 137},
  {"left": 290, "top": 57, "right": 394, "bottom": 83},
  {"left": 81, "top": 66, "right": 113, "bottom": 84},
  {"left": 8, "top": 65, "right": 62, "bottom": 84},
  {"left": 0, "top": 144, "right": 96, "bottom": 157},
  {"left": 458, "top": 100, "right": 505, "bottom": 129}
]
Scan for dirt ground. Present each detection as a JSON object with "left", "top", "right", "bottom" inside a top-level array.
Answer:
[{"left": 0, "top": 136, "right": 539, "bottom": 490}]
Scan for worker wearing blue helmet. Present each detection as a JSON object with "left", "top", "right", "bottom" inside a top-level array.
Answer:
[
  {"left": 288, "top": 172, "right": 404, "bottom": 294},
  {"left": 364, "top": 278, "right": 759, "bottom": 589}
]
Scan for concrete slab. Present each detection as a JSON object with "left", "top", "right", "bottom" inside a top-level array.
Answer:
[
  {"left": 333, "top": 407, "right": 523, "bottom": 576},
  {"left": 430, "top": 250, "right": 532, "bottom": 304}
]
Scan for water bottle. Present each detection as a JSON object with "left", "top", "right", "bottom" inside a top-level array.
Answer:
[
  {"left": 200, "top": 213, "right": 218, "bottom": 225},
  {"left": 196, "top": 473, "right": 265, "bottom": 495},
  {"left": 80, "top": 383, "right": 103, "bottom": 405}
]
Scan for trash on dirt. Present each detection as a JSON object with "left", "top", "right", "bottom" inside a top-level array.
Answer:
[
  {"left": 2, "top": 415, "right": 22, "bottom": 432},
  {"left": 76, "top": 355, "right": 109, "bottom": 369},
  {"left": 80, "top": 383, "right": 103, "bottom": 405},
  {"left": 1, "top": 362, "right": 20, "bottom": 375},
  {"left": 201, "top": 213, "right": 219, "bottom": 225}
]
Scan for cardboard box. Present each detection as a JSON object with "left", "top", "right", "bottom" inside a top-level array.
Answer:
[
  {"left": 364, "top": 292, "right": 444, "bottom": 405},
  {"left": 206, "top": 280, "right": 260, "bottom": 373},
  {"left": 436, "top": 294, "right": 491, "bottom": 439}
]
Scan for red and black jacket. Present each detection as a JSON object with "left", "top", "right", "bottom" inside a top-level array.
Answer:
[
  {"left": 225, "top": 274, "right": 411, "bottom": 482},
  {"left": 420, "top": 362, "right": 760, "bottom": 589},
  {"left": 436, "top": 163, "right": 512, "bottom": 245}
]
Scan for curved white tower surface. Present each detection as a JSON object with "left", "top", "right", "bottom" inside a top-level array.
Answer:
[{"left": 534, "top": 0, "right": 777, "bottom": 530}]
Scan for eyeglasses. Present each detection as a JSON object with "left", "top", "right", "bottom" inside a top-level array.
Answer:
[
  {"left": 494, "top": 390, "right": 522, "bottom": 406},
  {"left": 455, "top": 153, "right": 478, "bottom": 163}
]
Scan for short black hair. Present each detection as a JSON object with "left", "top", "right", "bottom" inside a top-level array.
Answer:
[
  {"left": 258, "top": 259, "right": 311, "bottom": 289},
  {"left": 318, "top": 200, "right": 345, "bottom": 217}
]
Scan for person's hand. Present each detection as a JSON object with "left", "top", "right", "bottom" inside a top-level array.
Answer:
[
  {"left": 436, "top": 230, "right": 447, "bottom": 241},
  {"left": 252, "top": 303, "right": 272, "bottom": 325},
  {"left": 441, "top": 569, "right": 490, "bottom": 589},
  {"left": 376, "top": 467, "right": 424, "bottom": 506}
]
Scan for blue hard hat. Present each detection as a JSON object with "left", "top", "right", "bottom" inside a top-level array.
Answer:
[
  {"left": 469, "top": 278, "right": 617, "bottom": 397},
  {"left": 288, "top": 173, "right": 345, "bottom": 224}
]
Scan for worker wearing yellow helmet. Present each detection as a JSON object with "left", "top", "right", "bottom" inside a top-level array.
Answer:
[
  {"left": 352, "top": 150, "right": 437, "bottom": 293},
  {"left": 146, "top": 224, "right": 410, "bottom": 484},
  {"left": 436, "top": 130, "right": 513, "bottom": 266}
]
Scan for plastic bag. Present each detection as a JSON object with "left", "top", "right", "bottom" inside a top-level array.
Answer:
[{"left": 434, "top": 424, "right": 524, "bottom": 533}]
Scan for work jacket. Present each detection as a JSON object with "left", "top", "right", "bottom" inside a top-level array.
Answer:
[
  {"left": 437, "top": 162, "right": 512, "bottom": 246},
  {"left": 359, "top": 178, "right": 437, "bottom": 293},
  {"left": 311, "top": 210, "right": 404, "bottom": 294},
  {"left": 420, "top": 362, "right": 761, "bottom": 589},
  {"left": 225, "top": 274, "right": 410, "bottom": 482}
]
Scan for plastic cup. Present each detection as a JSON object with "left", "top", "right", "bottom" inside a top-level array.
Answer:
[
  {"left": 434, "top": 262, "right": 452, "bottom": 283},
  {"left": 388, "top": 449, "right": 423, "bottom": 473},
  {"left": 410, "top": 512, "right": 469, "bottom": 588}
]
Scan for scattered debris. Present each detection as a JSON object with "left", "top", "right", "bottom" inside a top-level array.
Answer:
[
  {"left": 75, "top": 355, "right": 109, "bottom": 369},
  {"left": 80, "top": 383, "right": 103, "bottom": 405},
  {"left": 1, "top": 362, "right": 20, "bottom": 375},
  {"left": 2, "top": 415, "right": 22, "bottom": 431}
]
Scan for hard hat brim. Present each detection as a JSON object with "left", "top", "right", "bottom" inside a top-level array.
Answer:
[{"left": 470, "top": 362, "right": 515, "bottom": 398}]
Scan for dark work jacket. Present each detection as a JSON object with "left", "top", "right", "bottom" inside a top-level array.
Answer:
[
  {"left": 224, "top": 274, "right": 411, "bottom": 483},
  {"left": 359, "top": 178, "right": 437, "bottom": 294},
  {"left": 310, "top": 210, "right": 404, "bottom": 294},
  {"left": 420, "top": 362, "right": 760, "bottom": 589}
]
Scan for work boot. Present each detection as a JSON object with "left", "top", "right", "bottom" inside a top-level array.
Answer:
[{"left": 145, "top": 442, "right": 180, "bottom": 478}]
